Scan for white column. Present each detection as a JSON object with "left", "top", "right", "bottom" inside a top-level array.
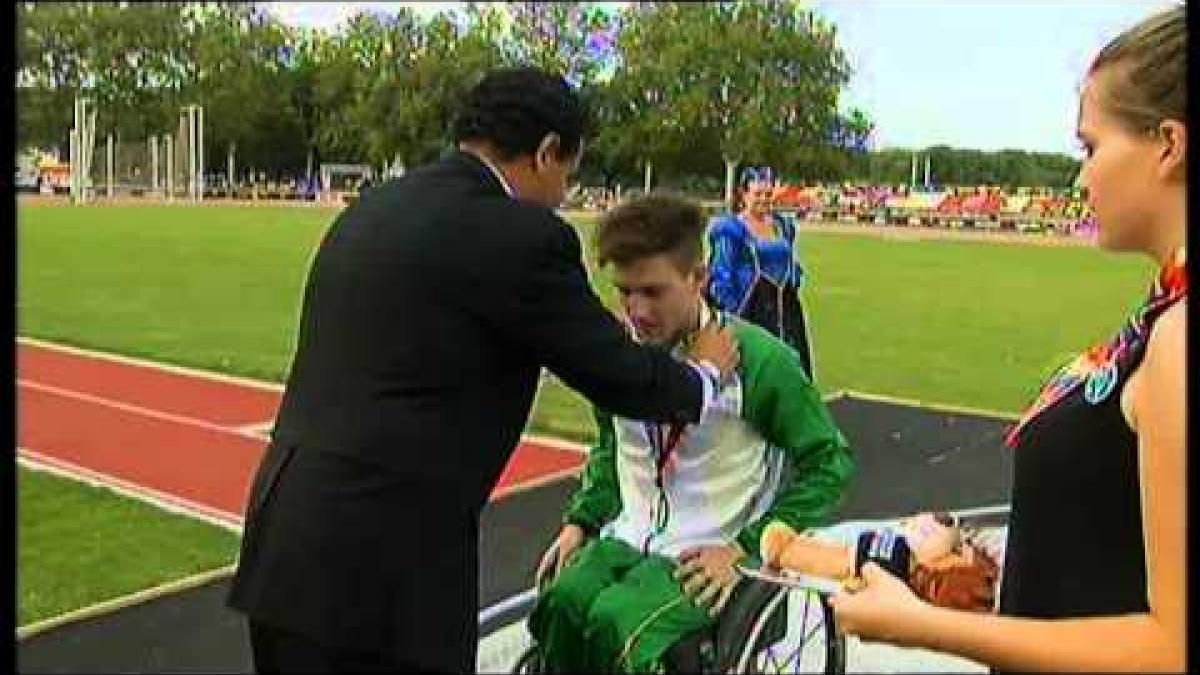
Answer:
[
  {"left": 106, "top": 134, "right": 114, "bottom": 198},
  {"left": 149, "top": 136, "right": 156, "bottom": 193},
  {"left": 69, "top": 129, "right": 78, "bottom": 200},
  {"left": 151, "top": 136, "right": 160, "bottom": 193},
  {"left": 179, "top": 110, "right": 188, "bottom": 198},
  {"left": 165, "top": 134, "right": 174, "bottom": 201},
  {"left": 70, "top": 122, "right": 77, "bottom": 200},
  {"left": 83, "top": 104, "right": 96, "bottom": 201},
  {"left": 188, "top": 106, "right": 197, "bottom": 200},
  {"left": 197, "top": 105, "right": 205, "bottom": 201},
  {"left": 71, "top": 98, "right": 81, "bottom": 202}
]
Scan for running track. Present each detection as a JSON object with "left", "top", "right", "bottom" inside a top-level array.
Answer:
[{"left": 16, "top": 338, "right": 587, "bottom": 528}]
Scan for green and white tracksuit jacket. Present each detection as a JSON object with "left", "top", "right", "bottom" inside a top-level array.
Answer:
[{"left": 563, "top": 310, "right": 854, "bottom": 562}]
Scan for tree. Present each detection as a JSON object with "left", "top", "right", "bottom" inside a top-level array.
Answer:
[
  {"left": 283, "top": 26, "right": 329, "bottom": 178},
  {"left": 16, "top": 3, "right": 192, "bottom": 150},
  {"left": 566, "top": 7, "right": 636, "bottom": 189},
  {"left": 614, "top": 2, "right": 852, "bottom": 206},
  {"left": 16, "top": 2, "right": 1081, "bottom": 192},
  {"left": 347, "top": 8, "right": 430, "bottom": 169},
  {"left": 850, "top": 146, "right": 1080, "bottom": 189},
  {"left": 187, "top": 4, "right": 310, "bottom": 176},
  {"left": 353, "top": 6, "right": 511, "bottom": 171},
  {"left": 501, "top": 3, "right": 614, "bottom": 86},
  {"left": 602, "top": 3, "right": 694, "bottom": 193},
  {"left": 16, "top": 2, "right": 310, "bottom": 175}
]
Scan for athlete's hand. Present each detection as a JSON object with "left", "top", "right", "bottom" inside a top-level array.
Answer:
[
  {"left": 675, "top": 544, "right": 744, "bottom": 617},
  {"left": 535, "top": 524, "right": 587, "bottom": 589}
]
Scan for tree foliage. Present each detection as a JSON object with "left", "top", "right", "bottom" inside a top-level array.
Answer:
[{"left": 16, "top": 2, "right": 1077, "bottom": 188}]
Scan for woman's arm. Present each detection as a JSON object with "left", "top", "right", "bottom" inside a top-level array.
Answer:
[
  {"left": 834, "top": 561, "right": 1180, "bottom": 672},
  {"left": 772, "top": 211, "right": 807, "bottom": 289},
  {"left": 901, "top": 599, "right": 1180, "bottom": 672},
  {"left": 707, "top": 218, "right": 747, "bottom": 313},
  {"left": 1128, "top": 299, "right": 1186, "bottom": 667},
  {"left": 831, "top": 302, "right": 1186, "bottom": 672}
]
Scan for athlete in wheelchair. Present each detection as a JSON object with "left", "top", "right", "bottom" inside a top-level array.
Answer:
[{"left": 512, "top": 194, "right": 854, "bottom": 673}]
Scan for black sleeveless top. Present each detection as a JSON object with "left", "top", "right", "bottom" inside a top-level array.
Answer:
[{"left": 998, "top": 341, "right": 1150, "bottom": 618}]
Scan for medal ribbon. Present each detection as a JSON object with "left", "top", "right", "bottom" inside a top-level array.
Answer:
[
  {"left": 642, "top": 419, "right": 686, "bottom": 554},
  {"left": 634, "top": 303, "right": 719, "bottom": 552}
]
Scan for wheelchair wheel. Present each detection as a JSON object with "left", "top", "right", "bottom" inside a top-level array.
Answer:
[
  {"left": 731, "top": 587, "right": 845, "bottom": 674},
  {"left": 510, "top": 645, "right": 542, "bottom": 674}
]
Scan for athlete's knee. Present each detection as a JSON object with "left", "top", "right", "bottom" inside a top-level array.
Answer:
[{"left": 583, "top": 585, "right": 629, "bottom": 638}]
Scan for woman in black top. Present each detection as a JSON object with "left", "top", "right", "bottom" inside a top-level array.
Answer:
[{"left": 827, "top": 5, "right": 1186, "bottom": 671}]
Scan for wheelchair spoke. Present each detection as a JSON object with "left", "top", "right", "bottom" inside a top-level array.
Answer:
[
  {"left": 733, "top": 584, "right": 844, "bottom": 674},
  {"left": 798, "top": 594, "right": 827, "bottom": 645},
  {"left": 762, "top": 644, "right": 787, "bottom": 672},
  {"left": 792, "top": 593, "right": 821, "bottom": 660},
  {"left": 746, "top": 589, "right": 837, "bottom": 674}
]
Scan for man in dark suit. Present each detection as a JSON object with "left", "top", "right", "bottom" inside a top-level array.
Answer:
[{"left": 227, "top": 67, "right": 740, "bottom": 673}]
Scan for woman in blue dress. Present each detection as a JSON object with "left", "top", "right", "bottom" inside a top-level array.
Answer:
[{"left": 707, "top": 166, "right": 815, "bottom": 380}]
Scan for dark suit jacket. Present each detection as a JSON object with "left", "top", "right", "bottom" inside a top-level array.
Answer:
[{"left": 227, "top": 150, "right": 705, "bottom": 672}]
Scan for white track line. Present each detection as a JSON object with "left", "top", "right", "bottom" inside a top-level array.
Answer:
[
  {"left": 18, "top": 336, "right": 286, "bottom": 392},
  {"left": 18, "top": 379, "right": 265, "bottom": 440},
  {"left": 19, "top": 337, "right": 589, "bottom": 454},
  {"left": 946, "top": 503, "right": 1011, "bottom": 520},
  {"left": 17, "top": 449, "right": 244, "bottom": 532},
  {"left": 234, "top": 419, "right": 277, "bottom": 434},
  {"left": 16, "top": 565, "right": 238, "bottom": 641},
  {"left": 519, "top": 433, "right": 587, "bottom": 454},
  {"left": 840, "top": 388, "right": 1019, "bottom": 421},
  {"left": 490, "top": 466, "right": 582, "bottom": 500},
  {"left": 19, "top": 440, "right": 582, "bottom": 533}
]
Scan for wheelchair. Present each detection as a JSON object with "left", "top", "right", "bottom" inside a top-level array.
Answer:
[{"left": 510, "top": 542, "right": 845, "bottom": 674}]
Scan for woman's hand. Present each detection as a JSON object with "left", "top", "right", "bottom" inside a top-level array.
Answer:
[{"left": 828, "top": 562, "right": 931, "bottom": 646}]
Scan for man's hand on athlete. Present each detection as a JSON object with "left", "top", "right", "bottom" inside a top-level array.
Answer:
[
  {"left": 688, "top": 323, "right": 740, "bottom": 382},
  {"left": 675, "top": 543, "right": 745, "bottom": 617}
]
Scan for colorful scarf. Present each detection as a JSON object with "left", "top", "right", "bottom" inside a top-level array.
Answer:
[{"left": 1005, "top": 248, "right": 1188, "bottom": 448}]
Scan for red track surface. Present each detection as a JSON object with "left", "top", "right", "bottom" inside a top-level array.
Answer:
[{"left": 17, "top": 341, "right": 584, "bottom": 524}]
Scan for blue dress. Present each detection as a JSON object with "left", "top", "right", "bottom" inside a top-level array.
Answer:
[{"left": 707, "top": 212, "right": 814, "bottom": 379}]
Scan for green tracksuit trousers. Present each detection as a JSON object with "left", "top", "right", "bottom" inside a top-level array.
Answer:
[{"left": 527, "top": 537, "right": 714, "bottom": 673}]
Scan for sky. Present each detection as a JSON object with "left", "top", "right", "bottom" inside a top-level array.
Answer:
[{"left": 263, "top": 1, "right": 1179, "bottom": 156}]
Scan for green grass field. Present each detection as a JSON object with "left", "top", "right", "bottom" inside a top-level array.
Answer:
[
  {"left": 16, "top": 203, "right": 1151, "bottom": 624},
  {"left": 17, "top": 465, "right": 241, "bottom": 626},
  {"left": 19, "top": 203, "right": 1151, "bottom": 441}
]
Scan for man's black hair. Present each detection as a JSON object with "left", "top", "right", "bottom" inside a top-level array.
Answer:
[{"left": 451, "top": 66, "right": 590, "bottom": 161}]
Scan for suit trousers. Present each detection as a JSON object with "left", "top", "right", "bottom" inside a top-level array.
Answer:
[{"left": 247, "top": 620, "right": 441, "bottom": 673}]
